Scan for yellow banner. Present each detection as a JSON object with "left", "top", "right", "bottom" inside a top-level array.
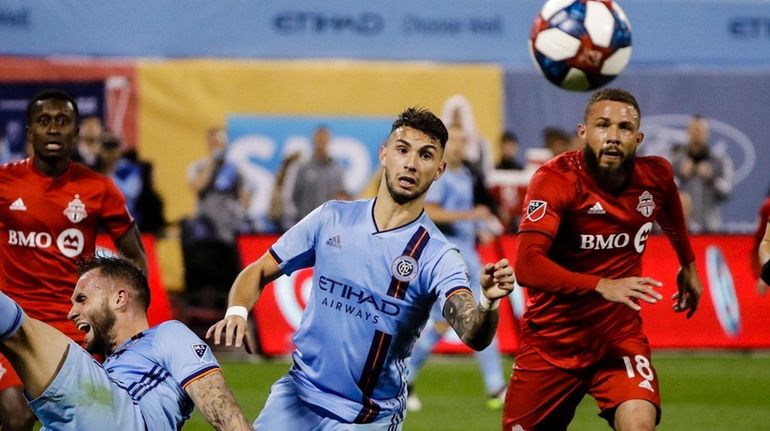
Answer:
[{"left": 137, "top": 59, "right": 502, "bottom": 222}]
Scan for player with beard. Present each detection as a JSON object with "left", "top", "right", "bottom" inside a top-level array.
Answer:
[
  {"left": 0, "top": 89, "right": 147, "bottom": 431},
  {"left": 502, "top": 88, "right": 703, "bottom": 431},
  {"left": 207, "top": 107, "right": 515, "bottom": 430},
  {"left": 0, "top": 255, "right": 252, "bottom": 431}
]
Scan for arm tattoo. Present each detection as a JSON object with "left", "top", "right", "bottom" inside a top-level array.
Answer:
[
  {"left": 187, "top": 371, "right": 251, "bottom": 431},
  {"left": 443, "top": 291, "right": 499, "bottom": 351}
]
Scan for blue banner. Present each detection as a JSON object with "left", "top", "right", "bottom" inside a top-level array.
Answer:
[
  {"left": 1, "top": 1, "right": 769, "bottom": 66},
  {"left": 227, "top": 115, "right": 392, "bottom": 230}
]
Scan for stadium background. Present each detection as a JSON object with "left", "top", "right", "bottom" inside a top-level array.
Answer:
[{"left": 2, "top": 1, "right": 770, "bottom": 429}]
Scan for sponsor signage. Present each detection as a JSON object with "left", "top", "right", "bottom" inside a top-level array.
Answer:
[{"left": 239, "top": 234, "right": 770, "bottom": 356}]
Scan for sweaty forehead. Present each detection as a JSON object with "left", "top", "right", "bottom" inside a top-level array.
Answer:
[{"left": 588, "top": 100, "right": 639, "bottom": 121}]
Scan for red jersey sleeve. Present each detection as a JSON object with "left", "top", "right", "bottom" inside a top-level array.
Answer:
[
  {"left": 516, "top": 162, "right": 601, "bottom": 294},
  {"left": 653, "top": 158, "right": 695, "bottom": 265},
  {"left": 100, "top": 178, "right": 135, "bottom": 240}
]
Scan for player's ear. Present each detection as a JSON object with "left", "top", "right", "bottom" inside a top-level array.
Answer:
[
  {"left": 636, "top": 131, "right": 645, "bottom": 146},
  {"left": 114, "top": 289, "right": 129, "bottom": 308},
  {"left": 433, "top": 161, "right": 446, "bottom": 181}
]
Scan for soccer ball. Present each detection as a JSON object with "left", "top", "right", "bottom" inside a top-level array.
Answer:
[{"left": 529, "top": 0, "right": 632, "bottom": 92}]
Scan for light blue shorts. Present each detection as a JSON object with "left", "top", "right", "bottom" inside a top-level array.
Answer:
[
  {"left": 26, "top": 342, "right": 146, "bottom": 431},
  {"left": 255, "top": 376, "right": 404, "bottom": 431}
]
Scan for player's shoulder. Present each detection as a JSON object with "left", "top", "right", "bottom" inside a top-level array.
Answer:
[
  {"left": 635, "top": 155, "right": 674, "bottom": 176},
  {"left": 0, "top": 158, "right": 31, "bottom": 178},
  {"left": 320, "top": 198, "right": 372, "bottom": 222},
  {"left": 68, "top": 162, "right": 111, "bottom": 182},
  {"left": 537, "top": 150, "right": 583, "bottom": 179}
]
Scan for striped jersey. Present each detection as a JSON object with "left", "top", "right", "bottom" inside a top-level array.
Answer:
[
  {"left": 269, "top": 198, "right": 471, "bottom": 423},
  {"left": 103, "top": 320, "right": 221, "bottom": 430}
]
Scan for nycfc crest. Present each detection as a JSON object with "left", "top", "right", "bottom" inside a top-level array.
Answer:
[
  {"left": 636, "top": 191, "right": 655, "bottom": 218},
  {"left": 63, "top": 194, "right": 87, "bottom": 224},
  {"left": 391, "top": 255, "right": 418, "bottom": 282}
]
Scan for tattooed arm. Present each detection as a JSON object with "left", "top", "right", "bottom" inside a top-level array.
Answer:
[
  {"left": 186, "top": 370, "right": 252, "bottom": 431},
  {"left": 443, "top": 259, "right": 515, "bottom": 351}
]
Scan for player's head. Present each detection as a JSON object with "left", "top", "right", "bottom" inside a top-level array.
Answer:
[
  {"left": 578, "top": 88, "right": 644, "bottom": 192},
  {"left": 25, "top": 89, "right": 80, "bottom": 164},
  {"left": 69, "top": 255, "right": 150, "bottom": 354},
  {"left": 380, "top": 107, "right": 447, "bottom": 205}
]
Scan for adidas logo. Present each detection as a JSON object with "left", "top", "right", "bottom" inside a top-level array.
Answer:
[
  {"left": 587, "top": 201, "right": 605, "bottom": 215},
  {"left": 325, "top": 235, "right": 342, "bottom": 249},
  {"left": 9, "top": 198, "right": 26, "bottom": 211},
  {"left": 638, "top": 379, "right": 654, "bottom": 392}
]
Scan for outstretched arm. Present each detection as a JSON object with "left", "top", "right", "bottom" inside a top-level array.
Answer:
[
  {"left": 443, "top": 259, "right": 515, "bottom": 351},
  {"left": 0, "top": 293, "right": 71, "bottom": 399},
  {"left": 186, "top": 370, "right": 252, "bottom": 431},
  {"left": 206, "top": 251, "right": 283, "bottom": 353}
]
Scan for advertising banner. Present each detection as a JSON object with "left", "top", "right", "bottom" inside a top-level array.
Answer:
[
  {"left": 239, "top": 234, "right": 770, "bottom": 356},
  {"left": 227, "top": 115, "right": 392, "bottom": 231},
  {"left": 3, "top": 1, "right": 770, "bottom": 66}
]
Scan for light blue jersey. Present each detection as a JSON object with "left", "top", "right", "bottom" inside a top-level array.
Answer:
[
  {"left": 103, "top": 320, "right": 221, "bottom": 430},
  {"left": 30, "top": 320, "right": 220, "bottom": 431},
  {"left": 268, "top": 198, "right": 471, "bottom": 424}
]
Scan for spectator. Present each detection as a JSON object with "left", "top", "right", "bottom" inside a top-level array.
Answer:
[
  {"left": 123, "top": 147, "right": 167, "bottom": 236},
  {"left": 542, "top": 126, "right": 573, "bottom": 158},
  {"left": 267, "top": 152, "right": 302, "bottom": 233},
  {"left": 182, "top": 127, "right": 247, "bottom": 325},
  {"left": 290, "top": 125, "right": 347, "bottom": 222},
  {"left": 98, "top": 132, "right": 144, "bottom": 227},
  {"left": 71, "top": 115, "right": 103, "bottom": 170},
  {"left": 496, "top": 130, "right": 524, "bottom": 170},
  {"left": 442, "top": 94, "right": 494, "bottom": 175},
  {"left": 671, "top": 115, "right": 733, "bottom": 233}
]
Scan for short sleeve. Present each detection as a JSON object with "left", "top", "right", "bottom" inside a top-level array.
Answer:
[
  {"left": 517, "top": 166, "right": 573, "bottom": 238},
  {"left": 155, "top": 322, "right": 221, "bottom": 389},
  {"left": 431, "top": 248, "right": 473, "bottom": 314},
  {"left": 269, "top": 202, "right": 325, "bottom": 275},
  {"left": 100, "top": 177, "right": 135, "bottom": 240}
]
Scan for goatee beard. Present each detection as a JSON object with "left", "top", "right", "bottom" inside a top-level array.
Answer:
[
  {"left": 384, "top": 169, "right": 426, "bottom": 205},
  {"left": 582, "top": 145, "right": 635, "bottom": 193}
]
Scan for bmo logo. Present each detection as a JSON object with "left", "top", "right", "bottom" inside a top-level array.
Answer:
[
  {"left": 580, "top": 222, "right": 653, "bottom": 253},
  {"left": 7, "top": 228, "right": 84, "bottom": 258}
]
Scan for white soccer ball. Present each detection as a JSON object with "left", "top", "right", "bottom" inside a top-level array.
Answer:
[{"left": 529, "top": 0, "right": 633, "bottom": 91}]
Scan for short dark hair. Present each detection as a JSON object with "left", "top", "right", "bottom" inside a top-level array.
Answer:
[
  {"left": 584, "top": 88, "right": 640, "bottom": 123},
  {"left": 501, "top": 130, "right": 518, "bottom": 143},
  {"left": 26, "top": 89, "right": 80, "bottom": 125},
  {"left": 390, "top": 107, "right": 448, "bottom": 149},
  {"left": 77, "top": 255, "right": 150, "bottom": 311}
]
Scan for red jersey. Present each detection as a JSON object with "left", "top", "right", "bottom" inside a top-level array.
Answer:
[
  {"left": 752, "top": 197, "right": 770, "bottom": 275},
  {"left": 517, "top": 150, "right": 694, "bottom": 369},
  {"left": 0, "top": 158, "right": 134, "bottom": 326}
]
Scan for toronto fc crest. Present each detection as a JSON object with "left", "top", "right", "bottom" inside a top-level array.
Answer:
[
  {"left": 64, "top": 194, "right": 87, "bottom": 224},
  {"left": 636, "top": 191, "right": 655, "bottom": 218}
]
